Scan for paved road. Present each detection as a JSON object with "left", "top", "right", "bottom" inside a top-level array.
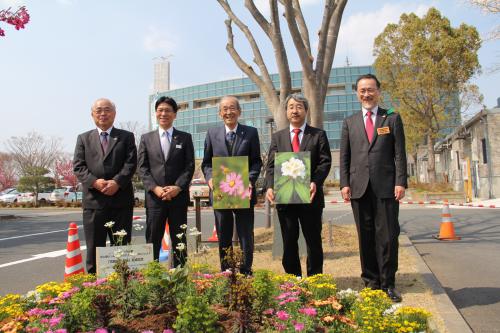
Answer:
[{"left": 1, "top": 205, "right": 499, "bottom": 332}]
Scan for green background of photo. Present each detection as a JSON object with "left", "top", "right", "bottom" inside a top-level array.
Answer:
[
  {"left": 213, "top": 156, "right": 250, "bottom": 209},
  {"left": 274, "top": 152, "right": 311, "bottom": 204}
]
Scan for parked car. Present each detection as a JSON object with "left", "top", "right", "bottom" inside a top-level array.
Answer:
[
  {"left": 49, "top": 186, "right": 82, "bottom": 203},
  {"left": 189, "top": 181, "right": 210, "bottom": 206},
  {"left": 0, "top": 188, "right": 21, "bottom": 203},
  {"left": 134, "top": 190, "right": 145, "bottom": 204},
  {"left": 18, "top": 189, "right": 52, "bottom": 205}
]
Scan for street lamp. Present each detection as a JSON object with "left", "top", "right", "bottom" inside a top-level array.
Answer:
[{"left": 264, "top": 117, "right": 274, "bottom": 228}]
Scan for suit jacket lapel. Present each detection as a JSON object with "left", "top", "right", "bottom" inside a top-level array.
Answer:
[
  {"left": 282, "top": 128, "right": 293, "bottom": 152},
  {"left": 165, "top": 128, "right": 177, "bottom": 163},
  {"left": 151, "top": 131, "right": 165, "bottom": 161},
  {"left": 216, "top": 125, "right": 229, "bottom": 156},
  {"left": 299, "top": 125, "right": 311, "bottom": 151},
  {"left": 354, "top": 111, "right": 370, "bottom": 146},
  {"left": 103, "top": 128, "right": 118, "bottom": 160},
  {"left": 91, "top": 129, "right": 105, "bottom": 159},
  {"left": 369, "top": 108, "right": 388, "bottom": 150},
  {"left": 232, "top": 124, "right": 244, "bottom": 156}
]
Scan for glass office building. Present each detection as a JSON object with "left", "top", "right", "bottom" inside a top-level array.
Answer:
[{"left": 148, "top": 65, "right": 375, "bottom": 160}]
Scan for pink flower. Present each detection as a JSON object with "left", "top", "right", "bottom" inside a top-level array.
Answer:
[
  {"left": 294, "top": 322, "right": 305, "bottom": 331},
  {"left": 49, "top": 316, "right": 62, "bottom": 327},
  {"left": 141, "top": 331, "right": 154, "bottom": 333},
  {"left": 95, "top": 329, "right": 108, "bottom": 333},
  {"left": 279, "top": 297, "right": 298, "bottom": 305},
  {"left": 274, "top": 323, "right": 286, "bottom": 331},
  {"left": 263, "top": 308, "right": 275, "bottom": 315},
  {"left": 276, "top": 310, "right": 290, "bottom": 321},
  {"left": 299, "top": 307, "right": 317, "bottom": 316},
  {"left": 203, "top": 273, "right": 214, "bottom": 279},
  {"left": 276, "top": 292, "right": 291, "bottom": 300},
  {"left": 219, "top": 172, "right": 244, "bottom": 196},
  {"left": 55, "top": 330, "right": 68, "bottom": 333},
  {"left": 163, "top": 330, "right": 174, "bottom": 333}
]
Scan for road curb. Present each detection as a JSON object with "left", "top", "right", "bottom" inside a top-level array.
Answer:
[
  {"left": 400, "top": 234, "right": 472, "bottom": 333},
  {"left": 0, "top": 214, "right": 16, "bottom": 221}
]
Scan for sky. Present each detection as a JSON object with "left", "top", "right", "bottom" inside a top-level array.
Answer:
[{"left": 0, "top": 0, "right": 498, "bottom": 153}]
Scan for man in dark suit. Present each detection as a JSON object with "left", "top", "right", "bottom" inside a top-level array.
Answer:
[
  {"left": 201, "top": 95, "right": 262, "bottom": 275},
  {"left": 73, "top": 98, "right": 137, "bottom": 274},
  {"left": 265, "top": 94, "right": 331, "bottom": 277},
  {"left": 138, "top": 96, "right": 195, "bottom": 267},
  {"left": 340, "top": 74, "right": 407, "bottom": 302}
]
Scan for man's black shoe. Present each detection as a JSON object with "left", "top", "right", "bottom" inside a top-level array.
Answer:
[{"left": 383, "top": 287, "right": 402, "bottom": 303}]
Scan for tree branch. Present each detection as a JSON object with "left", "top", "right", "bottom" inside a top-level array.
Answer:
[
  {"left": 282, "top": 0, "right": 314, "bottom": 80},
  {"left": 218, "top": 0, "right": 276, "bottom": 96}
]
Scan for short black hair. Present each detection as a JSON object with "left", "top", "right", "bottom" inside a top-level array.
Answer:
[
  {"left": 355, "top": 74, "right": 381, "bottom": 90},
  {"left": 155, "top": 96, "right": 179, "bottom": 113}
]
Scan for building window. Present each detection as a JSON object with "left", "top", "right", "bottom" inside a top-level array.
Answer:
[{"left": 482, "top": 139, "right": 488, "bottom": 164}]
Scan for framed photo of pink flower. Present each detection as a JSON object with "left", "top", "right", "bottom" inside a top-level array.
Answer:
[
  {"left": 274, "top": 152, "right": 311, "bottom": 204},
  {"left": 212, "top": 156, "right": 250, "bottom": 209}
]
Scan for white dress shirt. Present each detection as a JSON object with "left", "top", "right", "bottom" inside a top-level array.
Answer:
[
  {"left": 289, "top": 122, "right": 307, "bottom": 144},
  {"left": 362, "top": 106, "right": 378, "bottom": 129}
]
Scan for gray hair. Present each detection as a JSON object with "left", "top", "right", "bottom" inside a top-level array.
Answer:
[
  {"left": 91, "top": 98, "right": 116, "bottom": 112},
  {"left": 218, "top": 95, "right": 241, "bottom": 111},
  {"left": 284, "top": 93, "right": 309, "bottom": 112}
]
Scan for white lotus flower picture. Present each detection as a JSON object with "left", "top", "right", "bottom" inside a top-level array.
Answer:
[{"left": 274, "top": 152, "right": 311, "bottom": 204}]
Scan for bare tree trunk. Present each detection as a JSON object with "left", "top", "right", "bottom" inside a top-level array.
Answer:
[{"left": 427, "top": 135, "right": 436, "bottom": 183}]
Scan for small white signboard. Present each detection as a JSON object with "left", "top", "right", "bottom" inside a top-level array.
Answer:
[{"left": 96, "top": 244, "right": 154, "bottom": 277}]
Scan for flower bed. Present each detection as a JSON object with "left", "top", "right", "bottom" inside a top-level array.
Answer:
[{"left": 0, "top": 260, "right": 431, "bottom": 333}]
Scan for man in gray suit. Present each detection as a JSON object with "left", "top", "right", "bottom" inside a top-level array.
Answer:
[
  {"left": 201, "top": 95, "right": 262, "bottom": 275},
  {"left": 73, "top": 98, "right": 137, "bottom": 274},
  {"left": 340, "top": 74, "right": 407, "bottom": 302},
  {"left": 138, "top": 96, "right": 195, "bottom": 267}
]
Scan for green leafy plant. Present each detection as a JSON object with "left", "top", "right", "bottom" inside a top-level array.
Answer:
[{"left": 173, "top": 295, "right": 220, "bottom": 333}]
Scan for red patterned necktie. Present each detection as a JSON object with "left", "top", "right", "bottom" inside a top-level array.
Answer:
[
  {"left": 365, "top": 111, "right": 374, "bottom": 143},
  {"left": 292, "top": 128, "right": 301, "bottom": 152}
]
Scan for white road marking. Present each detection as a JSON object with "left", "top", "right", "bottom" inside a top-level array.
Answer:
[
  {"left": 0, "top": 245, "right": 87, "bottom": 268},
  {"left": 0, "top": 228, "right": 79, "bottom": 242}
]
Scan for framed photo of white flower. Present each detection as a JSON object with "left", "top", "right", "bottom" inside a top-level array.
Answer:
[
  {"left": 212, "top": 156, "right": 250, "bottom": 209},
  {"left": 274, "top": 152, "right": 311, "bottom": 204}
]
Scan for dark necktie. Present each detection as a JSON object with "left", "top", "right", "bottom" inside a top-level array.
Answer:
[
  {"left": 226, "top": 131, "right": 236, "bottom": 156},
  {"left": 365, "top": 111, "right": 374, "bottom": 143},
  {"left": 292, "top": 128, "right": 301, "bottom": 152},
  {"left": 100, "top": 132, "right": 109, "bottom": 153}
]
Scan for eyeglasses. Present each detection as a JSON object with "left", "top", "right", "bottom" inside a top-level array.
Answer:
[
  {"left": 358, "top": 88, "right": 378, "bottom": 95},
  {"left": 221, "top": 106, "right": 238, "bottom": 113},
  {"left": 93, "top": 109, "right": 114, "bottom": 115}
]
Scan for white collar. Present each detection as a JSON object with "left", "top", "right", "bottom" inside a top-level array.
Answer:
[
  {"left": 362, "top": 106, "right": 378, "bottom": 117},
  {"left": 158, "top": 126, "right": 174, "bottom": 137},
  {"left": 289, "top": 122, "right": 306, "bottom": 133},
  {"left": 225, "top": 123, "right": 238, "bottom": 134},
  {"left": 97, "top": 127, "right": 113, "bottom": 135}
]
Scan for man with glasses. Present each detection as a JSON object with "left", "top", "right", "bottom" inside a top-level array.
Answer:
[
  {"left": 265, "top": 93, "right": 331, "bottom": 277},
  {"left": 138, "top": 96, "right": 194, "bottom": 266},
  {"left": 340, "top": 74, "right": 407, "bottom": 302},
  {"left": 73, "top": 98, "right": 137, "bottom": 274},
  {"left": 202, "top": 95, "right": 262, "bottom": 275}
]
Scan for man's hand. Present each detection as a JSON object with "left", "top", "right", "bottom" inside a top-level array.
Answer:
[
  {"left": 208, "top": 178, "right": 213, "bottom": 190},
  {"left": 92, "top": 179, "right": 108, "bottom": 191},
  {"left": 153, "top": 186, "right": 165, "bottom": 199},
  {"left": 310, "top": 182, "right": 317, "bottom": 201},
  {"left": 266, "top": 188, "right": 275, "bottom": 204},
  {"left": 341, "top": 186, "right": 351, "bottom": 201},
  {"left": 394, "top": 186, "right": 405, "bottom": 201},
  {"left": 101, "top": 180, "right": 119, "bottom": 196},
  {"left": 164, "top": 186, "right": 181, "bottom": 200}
]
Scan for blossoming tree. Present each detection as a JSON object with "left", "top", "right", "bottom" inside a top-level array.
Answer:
[{"left": 0, "top": 6, "right": 30, "bottom": 37}]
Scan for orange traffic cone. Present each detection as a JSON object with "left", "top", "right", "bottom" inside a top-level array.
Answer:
[
  {"left": 208, "top": 224, "right": 218, "bottom": 242},
  {"left": 159, "top": 220, "right": 172, "bottom": 267},
  {"left": 64, "top": 222, "right": 85, "bottom": 279},
  {"left": 434, "top": 202, "right": 461, "bottom": 241}
]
